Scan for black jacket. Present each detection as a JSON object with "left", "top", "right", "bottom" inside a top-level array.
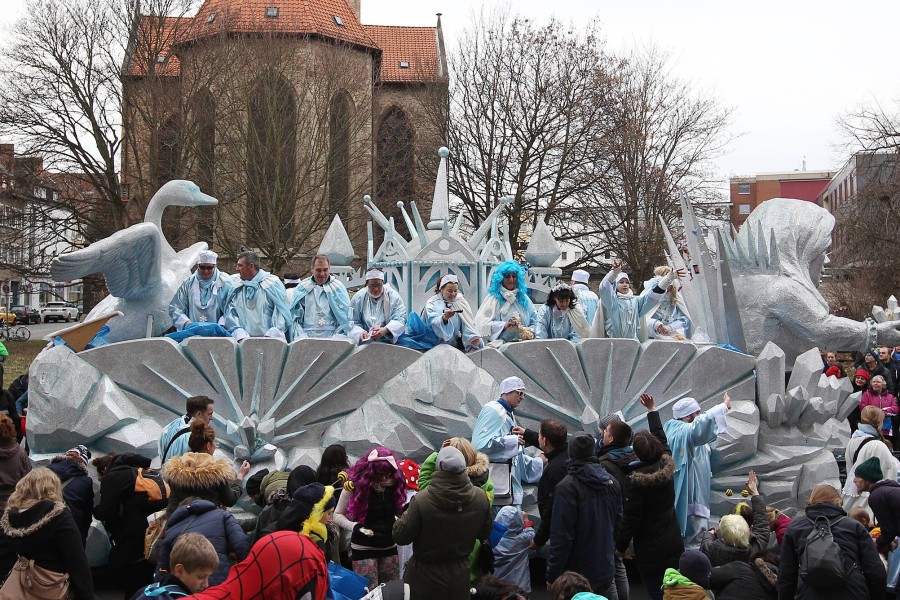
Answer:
[
  {"left": 46, "top": 457, "right": 94, "bottom": 546},
  {"left": 700, "top": 494, "right": 771, "bottom": 566},
  {"left": 94, "top": 452, "right": 167, "bottom": 567},
  {"left": 710, "top": 558, "right": 778, "bottom": 600},
  {"left": 0, "top": 500, "right": 95, "bottom": 600},
  {"left": 869, "top": 479, "right": 900, "bottom": 552},
  {"left": 533, "top": 445, "right": 567, "bottom": 547},
  {"left": 778, "top": 502, "right": 885, "bottom": 600},
  {"left": 615, "top": 453, "right": 683, "bottom": 572},
  {"left": 547, "top": 458, "right": 622, "bottom": 587}
]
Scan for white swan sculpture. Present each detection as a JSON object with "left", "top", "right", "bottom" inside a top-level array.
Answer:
[{"left": 50, "top": 180, "right": 219, "bottom": 343}]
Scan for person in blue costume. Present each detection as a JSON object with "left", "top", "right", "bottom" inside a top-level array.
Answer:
[
  {"left": 644, "top": 266, "right": 693, "bottom": 341},
  {"left": 663, "top": 392, "right": 731, "bottom": 548},
  {"left": 534, "top": 283, "right": 591, "bottom": 343},
  {"left": 570, "top": 269, "right": 599, "bottom": 325},
  {"left": 169, "top": 250, "right": 233, "bottom": 332},
  {"left": 221, "top": 251, "right": 291, "bottom": 341},
  {"left": 598, "top": 260, "right": 675, "bottom": 340},
  {"left": 422, "top": 274, "right": 483, "bottom": 352},
  {"left": 348, "top": 269, "right": 407, "bottom": 345},
  {"left": 289, "top": 255, "right": 352, "bottom": 340},
  {"left": 475, "top": 261, "right": 538, "bottom": 346},
  {"left": 472, "top": 376, "right": 544, "bottom": 508}
]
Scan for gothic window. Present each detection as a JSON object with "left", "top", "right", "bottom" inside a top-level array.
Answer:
[
  {"left": 375, "top": 106, "right": 414, "bottom": 238},
  {"left": 157, "top": 115, "right": 180, "bottom": 189},
  {"left": 247, "top": 74, "right": 297, "bottom": 248},
  {"left": 192, "top": 88, "right": 216, "bottom": 243},
  {"left": 328, "top": 92, "right": 352, "bottom": 221}
]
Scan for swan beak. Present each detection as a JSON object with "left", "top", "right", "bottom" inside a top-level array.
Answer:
[{"left": 192, "top": 190, "right": 219, "bottom": 207}]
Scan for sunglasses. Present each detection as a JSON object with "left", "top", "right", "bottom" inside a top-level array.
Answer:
[{"left": 197, "top": 265, "right": 215, "bottom": 271}]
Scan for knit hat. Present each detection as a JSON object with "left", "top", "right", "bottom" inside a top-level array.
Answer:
[
  {"left": 292, "top": 482, "right": 327, "bottom": 514},
  {"left": 598, "top": 413, "right": 622, "bottom": 432},
  {"left": 679, "top": 549, "right": 711, "bottom": 589},
  {"left": 499, "top": 376, "right": 526, "bottom": 395},
  {"left": 287, "top": 465, "right": 317, "bottom": 496},
  {"left": 673, "top": 397, "right": 702, "bottom": 419},
  {"left": 571, "top": 269, "right": 590, "bottom": 284},
  {"left": 437, "top": 447, "right": 466, "bottom": 474},
  {"left": 855, "top": 369, "right": 871, "bottom": 381},
  {"left": 569, "top": 433, "right": 596, "bottom": 461},
  {"left": 825, "top": 365, "right": 841, "bottom": 378},
  {"left": 275, "top": 483, "right": 336, "bottom": 534},
  {"left": 855, "top": 456, "right": 884, "bottom": 483},
  {"left": 261, "top": 470, "right": 291, "bottom": 504},
  {"left": 65, "top": 445, "right": 91, "bottom": 469},
  {"left": 246, "top": 468, "right": 269, "bottom": 497},
  {"left": 399, "top": 459, "right": 420, "bottom": 490}
]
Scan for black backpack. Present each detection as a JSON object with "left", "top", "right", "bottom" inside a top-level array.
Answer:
[{"left": 799, "top": 515, "right": 853, "bottom": 588}]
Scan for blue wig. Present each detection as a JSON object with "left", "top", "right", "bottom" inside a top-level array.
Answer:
[{"left": 488, "top": 260, "right": 530, "bottom": 305}]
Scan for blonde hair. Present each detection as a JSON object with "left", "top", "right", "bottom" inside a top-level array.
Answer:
[
  {"left": 448, "top": 437, "right": 478, "bottom": 467},
  {"left": 719, "top": 514, "right": 750, "bottom": 549},
  {"left": 807, "top": 484, "right": 842, "bottom": 507},
  {"left": 860, "top": 405, "right": 885, "bottom": 429},
  {"left": 7, "top": 468, "right": 63, "bottom": 510},
  {"left": 170, "top": 532, "right": 219, "bottom": 573},
  {"left": 653, "top": 265, "right": 677, "bottom": 301}
]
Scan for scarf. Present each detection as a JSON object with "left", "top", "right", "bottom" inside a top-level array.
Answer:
[
  {"left": 854, "top": 423, "right": 880, "bottom": 439},
  {"left": 475, "top": 290, "right": 525, "bottom": 337},
  {"left": 193, "top": 269, "right": 221, "bottom": 309},
  {"left": 424, "top": 293, "right": 478, "bottom": 335},
  {"left": 553, "top": 305, "right": 591, "bottom": 338},
  {"left": 233, "top": 269, "right": 292, "bottom": 326}
]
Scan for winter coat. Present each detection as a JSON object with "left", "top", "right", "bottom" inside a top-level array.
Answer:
[
  {"left": 161, "top": 451, "right": 243, "bottom": 515},
  {"left": 132, "top": 573, "right": 191, "bottom": 599},
  {"left": 94, "top": 452, "right": 168, "bottom": 567},
  {"left": 534, "top": 444, "right": 567, "bottom": 547},
  {"left": 46, "top": 457, "right": 94, "bottom": 545},
  {"left": 616, "top": 453, "right": 684, "bottom": 573},
  {"left": 597, "top": 444, "right": 636, "bottom": 493},
  {"left": 157, "top": 499, "right": 250, "bottom": 586},
  {"left": 0, "top": 438, "right": 30, "bottom": 511},
  {"left": 700, "top": 494, "right": 770, "bottom": 566},
  {"left": 547, "top": 458, "right": 622, "bottom": 588},
  {"left": 772, "top": 511, "right": 791, "bottom": 546},
  {"left": 778, "top": 501, "right": 885, "bottom": 600},
  {"left": 709, "top": 557, "right": 778, "bottom": 600},
  {"left": 859, "top": 389, "right": 898, "bottom": 419},
  {"left": 492, "top": 505, "right": 535, "bottom": 594},
  {"left": 869, "top": 479, "right": 900, "bottom": 552},
  {"left": 393, "top": 469, "right": 492, "bottom": 600},
  {"left": 0, "top": 499, "right": 95, "bottom": 600}
]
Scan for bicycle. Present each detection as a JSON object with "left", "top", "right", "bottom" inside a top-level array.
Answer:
[{"left": 0, "top": 321, "right": 31, "bottom": 341}]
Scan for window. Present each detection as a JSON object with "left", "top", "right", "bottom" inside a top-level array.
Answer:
[
  {"left": 156, "top": 54, "right": 167, "bottom": 63},
  {"left": 604, "top": 251, "right": 610, "bottom": 259},
  {"left": 206, "top": 12, "right": 216, "bottom": 23},
  {"left": 737, "top": 182, "right": 751, "bottom": 195},
  {"left": 398, "top": 61, "right": 410, "bottom": 69},
  {"left": 328, "top": 92, "right": 352, "bottom": 221},
  {"left": 738, "top": 203, "right": 751, "bottom": 215},
  {"left": 561, "top": 251, "right": 568, "bottom": 260},
  {"left": 575, "top": 251, "right": 583, "bottom": 259},
  {"left": 375, "top": 106, "right": 414, "bottom": 239},
  {"left": 265, "top": 6, "right": 279, "bottom": 18},
  {"left": 333, "top": 15, "right": 345, "bottom": 27}
]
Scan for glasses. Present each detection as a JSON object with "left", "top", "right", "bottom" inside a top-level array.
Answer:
[
  {"left": 513, "top": 390, "right": 526, "bottom": 396},
  {"left": 197, "top": 265, "right": 215, "bottom": 271}
]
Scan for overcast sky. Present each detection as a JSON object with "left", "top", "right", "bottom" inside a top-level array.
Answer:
[{"left": 2, "top": 0, "right": 899, "bottom": 185}]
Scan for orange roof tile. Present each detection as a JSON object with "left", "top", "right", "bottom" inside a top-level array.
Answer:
[
  {"left": 125, "top": 15, "right": 188, "bottom": 77},
  {"left": 188, "top": 0, "right": 377, "bottom": 49},
  {"left": 364, "top": 25, "right": 441, "bottom": 83}
]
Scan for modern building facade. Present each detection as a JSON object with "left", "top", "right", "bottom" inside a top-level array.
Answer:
[{"left": 729, "top": 169, "right": 835, "bottom": 226}]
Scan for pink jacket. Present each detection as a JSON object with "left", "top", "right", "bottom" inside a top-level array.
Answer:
[
  {"left": 773, "top": 512, "right": 791, "bottom": 546},
  {"left": 859, "top": 390, "right": 899, "bottom": 416}
]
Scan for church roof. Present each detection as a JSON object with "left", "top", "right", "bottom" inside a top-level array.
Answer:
[
  {"left": 124, "top": 1, "right": 442, "bottom": 83},
  {"left": 363, "top": 25, "right": 442, "bottom": 83}
]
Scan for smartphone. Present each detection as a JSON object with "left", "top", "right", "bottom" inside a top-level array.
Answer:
[{"left": 454, "top": 309, "right": 463, "bottom": 314}]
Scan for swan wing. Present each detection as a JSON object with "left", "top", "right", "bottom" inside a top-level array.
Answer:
[
  {"left": 51, "top": 223, "right": 162, "bottom": 300},
  {"left": 176, "top": 241, "right": 209, "bottom": 267}
]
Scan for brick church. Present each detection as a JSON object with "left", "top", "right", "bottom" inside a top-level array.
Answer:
[{"left": 121, "top": 0, "right": 447, "bottom": 271}]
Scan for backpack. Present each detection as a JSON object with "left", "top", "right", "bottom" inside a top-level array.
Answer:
[
  {"left": 133, "top": 582, "right": 188, "bottom": 599},
  {"left": 800, "top": 515, "right": 854, "bottom": 588},
  {"left": 135, "top": 467, "right": 170, "bottom": 504}
]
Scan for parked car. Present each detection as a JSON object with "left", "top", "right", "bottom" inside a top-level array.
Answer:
[
  {"left": 0, "top": 307, "right": 15, "bottom": 325},
  {"left": 10, "top": 305, "right": 40, "bottom": 324},
  {"left": 41, "top": 301, "right": 79, "bottom": 323}
]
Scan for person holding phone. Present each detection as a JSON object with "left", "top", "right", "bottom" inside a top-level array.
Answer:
[{"left": 423, "top": 274, "right": 483, "bottom": 352}]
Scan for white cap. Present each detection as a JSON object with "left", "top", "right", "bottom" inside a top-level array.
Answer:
[
  {"left": 615, "top": 272, "right": 631, "bottom": 284},
  {"left": 439, "top": 274, "right": 459, "bottom": 288},
  {"left": 672, "top": 397, "right": 702, "bottom": 419},
  {"left": 572, "top": 269, "right": 590, "bottom": 284},
  {"left": 197, "top": 250, "right": 218, "bottom": 265},
  {"left": 364, "top": 269, "right": 385, "bottom": 282},
  {"left": 499, "top": 376, "right": 526, "bottom": 395}
]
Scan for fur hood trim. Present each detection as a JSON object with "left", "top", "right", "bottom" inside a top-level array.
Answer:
[
  {"left": 162, "top": 452, "right": 236, "bottom": 488},
  {"left": 0, "top": 501, "right": 67, "bottom": 538},
  {"left": 467, "top": 452, "right": 489, "bottom": 478},
  {"left": 628, "top": 454, "right": 675, "bottom": 487},
  {"left": 754, "top": 558, "right": 778, "bottom": 588}
]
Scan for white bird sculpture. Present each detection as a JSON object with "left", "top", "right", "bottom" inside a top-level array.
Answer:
[{"left": 51, "top": 180, "right": 219, "bottom": 343}]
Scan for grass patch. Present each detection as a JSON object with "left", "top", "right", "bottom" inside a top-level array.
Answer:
[{"left": 3, "top": 339, "right": 50, "bottom": 385}]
